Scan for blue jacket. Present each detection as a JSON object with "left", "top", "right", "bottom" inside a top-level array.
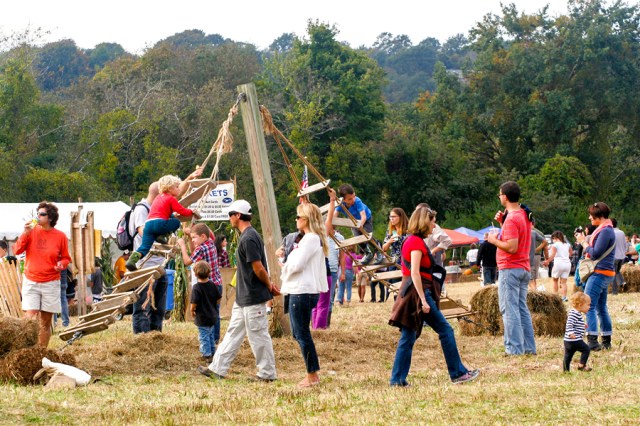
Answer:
[{"left": 585, "top": 226, "right": 615, "bottom": 271}]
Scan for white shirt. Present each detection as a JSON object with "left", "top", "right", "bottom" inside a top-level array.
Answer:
[
  {"left": 552, "top": 241, "right": 571, "bottom": 265},
  {"left": 280, "top": 233, "right": 328, "bottom": 295},
  {"left": 466, "top": 249, "right": 478, "bottom": 263}
]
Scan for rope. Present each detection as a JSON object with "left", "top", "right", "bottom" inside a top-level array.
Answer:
[{"left": 187, "top": 94, "right": 245, "bottom": 216}]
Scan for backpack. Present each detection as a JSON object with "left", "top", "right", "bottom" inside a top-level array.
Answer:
[{"left": 116, "top": 203, "right": 149, "bottom": 251}]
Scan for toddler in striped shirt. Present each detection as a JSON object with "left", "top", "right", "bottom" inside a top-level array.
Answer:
[{"left": 563, "top": 292, "right": 592, "bottom": 372}]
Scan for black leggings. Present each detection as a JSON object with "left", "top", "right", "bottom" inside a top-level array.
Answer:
[{"left": 563, "top": 340, "right": 590, "bottom": 371}]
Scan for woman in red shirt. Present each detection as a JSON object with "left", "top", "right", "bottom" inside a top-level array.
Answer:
[
  {"left": 14, "top": 202, "right": 71, "bottom": 347},
  {"left": 389, "top": 205, "right": 479, "bottom": 386}
]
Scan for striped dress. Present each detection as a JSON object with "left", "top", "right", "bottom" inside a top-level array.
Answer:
[{"left": 564, "top": 308, "right": 586, "bottom": 342}]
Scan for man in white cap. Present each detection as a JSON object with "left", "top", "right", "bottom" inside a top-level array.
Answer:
[{"left": 198, "top": 199, "right": 281, "bottom": 381}]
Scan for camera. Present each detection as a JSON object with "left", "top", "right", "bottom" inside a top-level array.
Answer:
[{"left": 574, "top": 226, "right": 583, "bottom": 235}]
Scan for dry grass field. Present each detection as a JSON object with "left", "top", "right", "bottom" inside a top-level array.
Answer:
[{"left": 1, "top": 277, "right": 639, "bottom": 425}]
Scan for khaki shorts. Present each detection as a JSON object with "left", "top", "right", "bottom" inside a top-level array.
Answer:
[
  {"left": 531, "top": 256, "right": 542, "bottom": 279},
  {"left": 22, "top": 277, "right": 61, "bottom": 313}
]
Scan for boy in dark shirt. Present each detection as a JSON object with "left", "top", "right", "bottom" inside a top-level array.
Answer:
[{"left": 190, "top": 260, "right": 221, "bottom": 363}]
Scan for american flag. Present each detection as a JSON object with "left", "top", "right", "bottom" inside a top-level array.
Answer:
[{"left": 299, "top": 165, "right": 308, "bottom": 203}]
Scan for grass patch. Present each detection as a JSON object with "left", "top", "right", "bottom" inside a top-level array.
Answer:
[{"left": 1, "top": 278, "right": 639, "bottom": 425}]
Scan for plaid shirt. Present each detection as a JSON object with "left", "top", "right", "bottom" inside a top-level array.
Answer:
[{"left": 190, "top": 239, "right": 222, "bottom": 287}]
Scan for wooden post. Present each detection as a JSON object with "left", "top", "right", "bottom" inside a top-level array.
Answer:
[{"left": 236, "top": 83, "right": 289, "bottom": 337}]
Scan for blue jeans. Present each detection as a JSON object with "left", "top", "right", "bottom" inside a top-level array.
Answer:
[
  {"left": 289, "top": 293, "right": 320, "bottom": 373},
  {"left": 138, "top": 218, "right": 181, "bottom": 257},
  {"left": 390, "top": 288, "right": 468, "bottom": 385},
  {"left": 132, "top": 273, "right": 168, "bottom": 334},
  {"left": 337, "top": 269, "right": 354, "bottom": 303},
  {"left": 329, "top": 270, "right": 339, "bottom": 312},
  {"left": 498, "top": 268, "right": 536, "bottom": 355},
  {"left": 483, "top": 266, "right": 497, "bottom": 285},
  {"left": 584, "top": 272, "right": 614, "bottom": 336},
  {"left": 197, "top": 325, "right": 216, "bottom": 357}
]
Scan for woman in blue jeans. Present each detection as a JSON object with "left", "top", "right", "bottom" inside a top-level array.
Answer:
[
  {"left": 389, "top": 205, "right": 479, "bottom": 386},
  {"left": 575, "top": 202, "right": 616, "bottom": 351},
  {"left": 280, "top": 202, "right": 329, "bottom": 388}
]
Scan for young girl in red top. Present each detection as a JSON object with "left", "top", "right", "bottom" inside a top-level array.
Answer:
[{"left": 127, "top": 175, "right": 200, "bottom": 271}]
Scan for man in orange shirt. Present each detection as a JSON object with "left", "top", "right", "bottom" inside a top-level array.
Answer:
[
  {"left": 113, "top": 250, "right": 130, "bottom": 284},
  {"left": 14, "top": 202, "right": 71, "bottom": 347}
]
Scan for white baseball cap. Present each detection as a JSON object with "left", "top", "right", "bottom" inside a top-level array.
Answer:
[{"left": 228, "top": 199, "right": 252, "bottom": 216}]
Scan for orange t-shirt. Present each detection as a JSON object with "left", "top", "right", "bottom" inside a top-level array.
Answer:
[
  {"left": 114, "top": 256, "right": 127, "bottom": 282},
  {"left": 14, "top": 226, "right": 71, "bottom": 283}
]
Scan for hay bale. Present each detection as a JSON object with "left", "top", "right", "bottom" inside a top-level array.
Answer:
[
  {"left": 460, "top": 285, "right": 567, "bottom": 337},
  {"left": 459, "top": 286, "right": 503, "bottom": 336},
  {"left": 0, "top": 318, "right": 39, "bottom": 358},
  {"left": 621, "top": 263, "right": 640, "bottom": 292},
  {"left": 0, "top": 347, "right": 76, "bottom": 385}
]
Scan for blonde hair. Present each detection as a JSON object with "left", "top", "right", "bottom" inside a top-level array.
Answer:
[
  {"left": 569, "top": 291, "right": 590, "bottom": 308},
  {"left": 407, "top": 205, "right": 435, "bottom": 238},
  {"left": 158, "top": 175, "right": 182, "bottom": 193},
  {"left": 297, "top": 203, "right": 329, "bottom": 256}
]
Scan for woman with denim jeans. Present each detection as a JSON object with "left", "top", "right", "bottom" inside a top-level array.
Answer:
[
  {"left": 280, "top": 203, "right": 329, "bottom": 388},
  {"left": 575, "top": 202, "right": 616, "bottom": 351},
  {"left": 389, "top": 206, "right": 479, "bottom": 386}
]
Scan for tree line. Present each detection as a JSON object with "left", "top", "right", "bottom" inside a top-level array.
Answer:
[{"left": 1, "top": 0, "right": 638, "bottom": 238}]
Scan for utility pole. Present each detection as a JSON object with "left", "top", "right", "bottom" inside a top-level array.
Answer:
[{"left": 236, "top": 83, "right": 289, "bottom": 337}]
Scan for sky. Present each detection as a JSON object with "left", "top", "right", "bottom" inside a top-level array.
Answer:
[{"left": 1, "top": 0, "right": 572, "bottom": 53}]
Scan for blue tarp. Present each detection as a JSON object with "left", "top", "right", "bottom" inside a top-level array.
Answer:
[
  {"left": 476, "top": 225, "right": 501, "bottom": 238},
  {"left": 454, "top": 227, "right": 485, "bottom": 242}
]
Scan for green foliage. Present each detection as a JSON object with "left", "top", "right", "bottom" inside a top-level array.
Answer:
[
  {"left": 99, "top": 238, "right": 115, "bottom": 289},
  {"left": 35, "top": 39, "right": 91, "bottom": 91},
  {"left": 20, "top": 167, "right": 106, "bottom": 202},
  {"left": 520, "top": 154, "right": 594, "bottom": 202}
]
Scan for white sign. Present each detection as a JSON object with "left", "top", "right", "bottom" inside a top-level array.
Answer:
[{"left": 189, "top": 182, "right": 235, "bottom": 221}]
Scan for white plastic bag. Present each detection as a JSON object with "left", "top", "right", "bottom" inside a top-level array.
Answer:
[
  {"left": 538, "top": 266, "right": 548, "bottom": 279},
  {"left": 42, "top": 357, "right": 91, "bottom": 386}
]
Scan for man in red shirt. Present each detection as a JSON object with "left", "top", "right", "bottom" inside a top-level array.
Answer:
[{"left": 487, "top": 181, "right": 536, "bottom": 356}]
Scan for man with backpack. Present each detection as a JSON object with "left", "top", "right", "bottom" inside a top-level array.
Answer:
[
  {"left": 128, "top": 167, "right": 203, "bottom": 334},
  {"left": 129, "top": 182, "right": 167, "bottom": 334}
]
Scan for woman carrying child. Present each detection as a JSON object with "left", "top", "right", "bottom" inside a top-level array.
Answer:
[
  {"left": 280, "top": 203, "right": 328, "bottom": 388},
  {"left": 127, "top": 175, "right": 200, "bottom": 271}
]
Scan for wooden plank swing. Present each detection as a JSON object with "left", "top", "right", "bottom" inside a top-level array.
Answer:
[{"left": 258, "top": 104, "right": 476, "bottom": 321}]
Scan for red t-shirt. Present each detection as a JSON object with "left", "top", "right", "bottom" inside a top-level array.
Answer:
[
  {"left": 147, "top": 193, "right": 193, "bottom": 220},
  {"left": 401, "top": 235, "right": 433, "bottom": 281},
  {"left": 496, "top": 209, "right": 531, "bottom": 271}
]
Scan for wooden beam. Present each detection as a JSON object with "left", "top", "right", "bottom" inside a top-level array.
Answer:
[
  {"left": 296, "top": 180, "right": 330, "bottom": 197},
  {"left": 331, "top": 216, "right": 361, "bottom": 229},
  {"left": 370, "top": 270, "right": 403, "bottom": 283},
  {"left": 237, "top": 83, "right": 289, "bottom": 337},
  {"left": 336, "top": 234, "right": 371, "bottom": 249}
]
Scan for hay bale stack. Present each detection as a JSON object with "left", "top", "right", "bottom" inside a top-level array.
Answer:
[
  {"left": 621, "top": 263, "right": 640, "bottom": 292},
  {"left": 0, "top": 318, "right": 39, "bottom": 358},
  {"left": 0, "top": 347, "right": 76, "bottom": 385},
  {"left": 460, "top": 285, "right": 567, "bottom": 337}
]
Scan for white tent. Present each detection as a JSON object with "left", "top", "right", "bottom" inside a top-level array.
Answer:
[{"left": 0, "top": 202, "right": 130, "bottom": 241}]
